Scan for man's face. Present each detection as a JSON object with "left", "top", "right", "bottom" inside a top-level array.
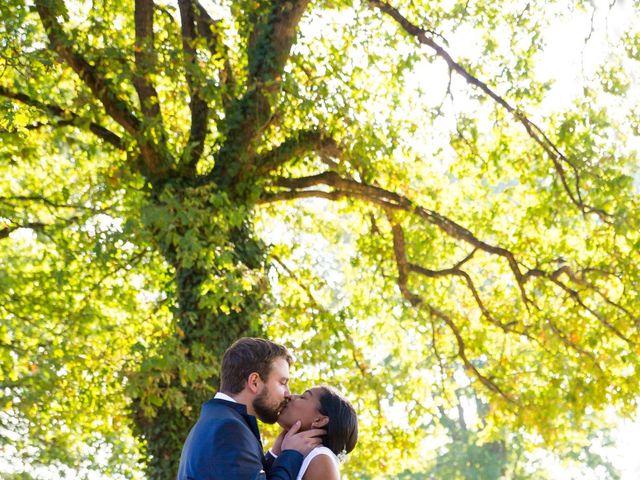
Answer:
[{"left": 252, "top": 357, "right": 291, "bottom": 424}]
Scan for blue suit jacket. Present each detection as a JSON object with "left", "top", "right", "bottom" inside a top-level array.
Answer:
[{"left": 177, "top": 398, "right": 303, "bottom": 480}]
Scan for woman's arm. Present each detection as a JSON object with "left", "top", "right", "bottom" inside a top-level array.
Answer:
[{"left": 302, "top": 454, "right": 340, "bottom": 480}]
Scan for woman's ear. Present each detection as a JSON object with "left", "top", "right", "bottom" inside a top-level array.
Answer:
[
  {"left": 311, "top": 415, "right": 329, "bottom": 428},
  {"left": 246, "top": 372, "right": 262, "bottom": 394}
]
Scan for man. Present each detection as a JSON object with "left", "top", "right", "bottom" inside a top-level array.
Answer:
[{"left": 177, "top": 337, "right": 324, "bottom": 479}]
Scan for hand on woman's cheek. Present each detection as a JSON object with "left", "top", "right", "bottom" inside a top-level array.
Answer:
[{"left": 271, "top": 429, "right": 287, "bottom": 455}]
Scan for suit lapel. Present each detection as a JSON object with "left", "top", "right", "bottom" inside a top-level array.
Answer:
[
  {"left": 241, "top": 412, "right": 268, "bottom": 468},
  {"left": 241, "top": 412, "right": 262, "bottom": 444},
  {"left": 205, "top": 398, "right": 266, "bottom": 462}
]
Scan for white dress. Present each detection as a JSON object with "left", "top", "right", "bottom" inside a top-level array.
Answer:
[{"left": 296, "top": 446, "right": 340, "bottom": 480}]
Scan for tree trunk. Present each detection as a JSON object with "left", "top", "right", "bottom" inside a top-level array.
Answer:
[{"left": 131, "top": 180, "right": 266, "bottom": 478}]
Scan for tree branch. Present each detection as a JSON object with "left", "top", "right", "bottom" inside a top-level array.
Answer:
[
  {"left": 178, "top": 0, "right": 210, "bottom": 175},
  {"left": 0, "top": 195, "right": 111, "bottom": 212},
  {"left": 247, "top": 0, "right": 312, "bottom": 85},
  {"left": 206, "top": 0, "right": 312, "bottom": 186},
  {"left": 391, "top": 218, "right": 535, "bottom": 336},
  {"left": 0, "top": 86, "right": 124, "bottom": 149},
  {"left": 262, "top": 171, "right": 628, "bottom": 345},
  {"left": 432, "top": 305, "right": 515, "bottom": 401},
  {"left": 390, "top": 221, "right": 580, "bottom": 381},
  {"left": 368, "top": 0, "right": 612, "bottom": 223},
  {"left": 0, "top": 211, "right": 83, "bottom": 241},
  {"left": 134, "top": 0, "right": 167, "bottom": 151},
  {"left": 525, "top": 267, "right": 633, "bottom": 345},
  {"left": 546, "top": 317, "right": 604, "bottom": 374},
  {"left": 523, "top": 264, "right": 638, "bottom": 329},
  {"left": 263, "top": 170, "right": 619, "bottom": 407},
  {"left": 259, "top": 189, "right": 349, "bottom": 203},
  {"left": 195, "top": 1, "right": 235, "bottom": 103},
  {"left": 409, "top": 261, "right": 526, "bottom": 335},
  {"left": 387, "top": 216, "right": 517, "bottom": 404},
  {"left": 267, "top": 171, "right": 531, "bottom": 304},
  {"left": 0, "top": 222, "right": 46, "bottom": 240},
  {"left": 34, "top": 0, "right": 171, "bottom": 177},
  {"left": 254, "top": 129, "right": 341, "bottom": 176},
  {"left": 389, "top": 221, "right": 423, "bottom": 306}
]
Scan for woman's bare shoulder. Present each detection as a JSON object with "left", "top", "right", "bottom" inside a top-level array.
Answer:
[{"left": 303, "top": 451, "right": 340, "bottom": 480}]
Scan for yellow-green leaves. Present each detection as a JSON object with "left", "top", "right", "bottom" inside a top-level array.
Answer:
[{"left": 2, "top": 0, "right": 640, "bottom": 478}]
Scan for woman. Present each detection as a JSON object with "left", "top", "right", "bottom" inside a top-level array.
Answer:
[{"left": 272, "top": 386, "right": 358, "bottom": 480}]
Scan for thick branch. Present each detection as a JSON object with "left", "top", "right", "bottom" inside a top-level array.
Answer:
[
  {"left": 390, "top": 222, "right": 423, "bottom": 306},
  {"left": 206, "top": 0, "right": 312, "bottom": 186},
  {"left": 259, "top": 189, "right": 349, "bottom": 203},
  {"left": 195, "top": 1, "right": 235, "bottom": 101},
  {"left": 0, "top": 86, "right": 124, "bottom": 149},
  {"left": 254, "top": 129, "right": 341, "bottom": 176},
  {"left": 0, "top": 195, "right": 110, "bottom": 212},
  {"left": 134, "top": 0, "right": 167, "bottom": 148},
  {"left": 247, "top": 0, "right": 312, "bottom": 85},
  {"left": 369, "top": 0, "right": 611, "bottom": 222},
  {"left": 271, "top": 171, "right": 408, "bottom": 205},
  {"left": 34, "top": 0, "right": 140, "bottom": 134},
  {"left": 268, "top": 171, "right": 530, "bottom": 304},
  {"left": 178, "top": 0, "right": 209, "bottom": 174},
  {"left": 34, "top": 0, "right": 171, "bottom": 176},
  {"left": 0, "top": 222, "right": 46, "bottom": 240}
]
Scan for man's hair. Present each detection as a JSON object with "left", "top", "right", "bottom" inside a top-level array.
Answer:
[{"left": 220, "top": 337, "right": 293, "bottom": 394}]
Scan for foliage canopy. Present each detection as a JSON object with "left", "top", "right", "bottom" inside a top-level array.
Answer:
[{"left": 1, "top": 0, "right": 639, "bottom": 477}]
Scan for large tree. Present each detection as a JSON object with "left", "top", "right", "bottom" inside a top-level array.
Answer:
[{"left": 1, "top": 0, "right": 639, "bottom": 477}]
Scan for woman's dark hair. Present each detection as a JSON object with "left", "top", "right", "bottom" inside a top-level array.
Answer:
[
  {"left": 220, "top": 338, "right": 293, "bottom": 394},
  {"left": 317, "top": 386, "right": 358, "bottom": 455}
]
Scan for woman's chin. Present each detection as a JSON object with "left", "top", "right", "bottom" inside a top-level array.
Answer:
[{"left": 276, "top": 413, "right": 292, "bottom": 430}]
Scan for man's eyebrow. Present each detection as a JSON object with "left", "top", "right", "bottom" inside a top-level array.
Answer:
[{"left": 303, "top": 389, "right": 312, "bottom": 396}]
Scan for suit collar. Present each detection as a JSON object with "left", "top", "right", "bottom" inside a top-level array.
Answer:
[
  {"left": 210, "top": 396, "right": 245, "bottom": 412},
  {"left": 205, "top": 398, "right": 262, "bottom": 444},
  {"left": 213, "top": 391, "right": 237, "bottom": 403}
]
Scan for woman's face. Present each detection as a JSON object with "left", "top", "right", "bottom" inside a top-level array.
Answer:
[{"left": 277, "top": 387, "right": 327, "bottom": 431}]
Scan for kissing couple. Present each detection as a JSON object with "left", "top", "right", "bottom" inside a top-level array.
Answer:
[{"left": 177, "top": 337, "right": 358, "bottom": 479}]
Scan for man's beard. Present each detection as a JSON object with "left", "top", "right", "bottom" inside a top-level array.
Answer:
[{"left": 253, "top": 386, "right": 281, "bottom": 424}]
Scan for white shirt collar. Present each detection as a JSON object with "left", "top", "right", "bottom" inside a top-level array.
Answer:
[{"left": 214, "top": 392, "right": 237, "bottom": 403}]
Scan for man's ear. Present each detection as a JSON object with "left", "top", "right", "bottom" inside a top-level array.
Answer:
[
  {"left": 311, "top": 415, "right": 329, "bottom": 428},
  {"left": 246, "top": 372, "right": 262, "bottom": 394}
]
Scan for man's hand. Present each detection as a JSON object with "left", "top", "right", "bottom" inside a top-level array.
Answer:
[
  {"left": 271, "top": 429, "right": 287, "bottom": 456},
  {"left": 280, "top": 421, "right": 326, "bottom": 457}
]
